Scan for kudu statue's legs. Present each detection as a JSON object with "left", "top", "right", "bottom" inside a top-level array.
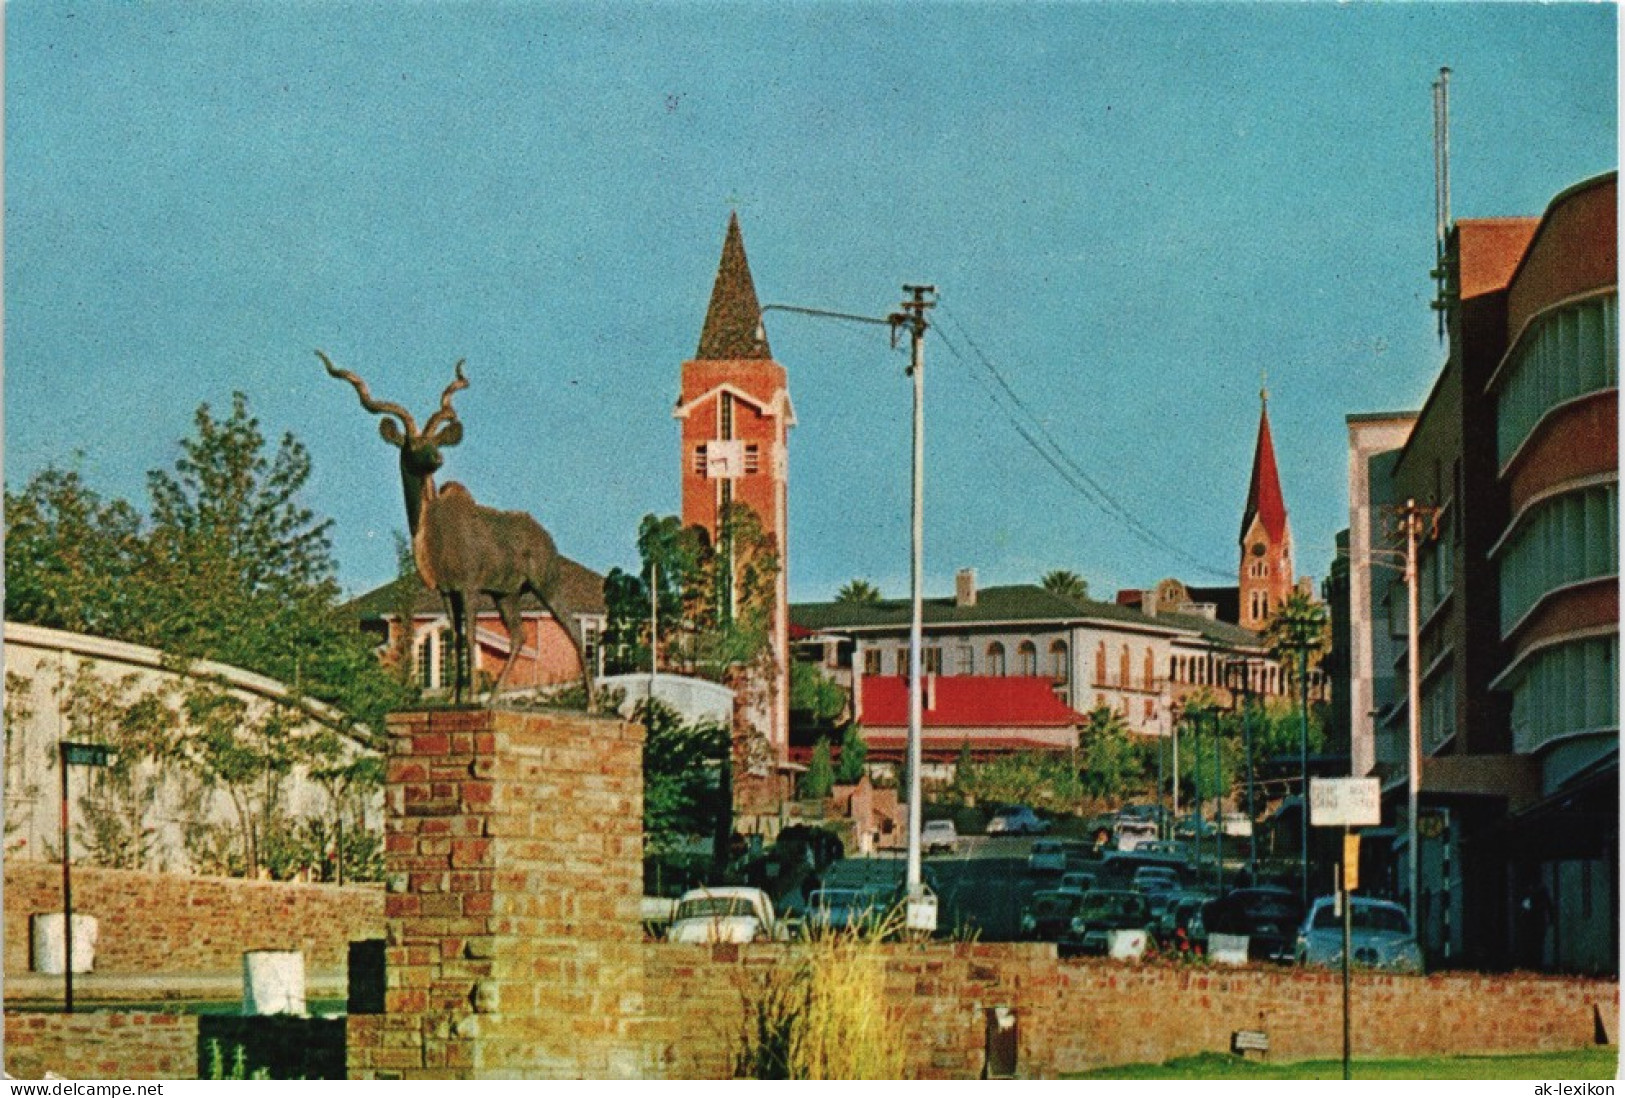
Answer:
[
  {"left": 489, "top": 594, "right": 526, "bottom": 703},
  {"left": 532, "top": 588, "right": 596, "bottom": 714}
]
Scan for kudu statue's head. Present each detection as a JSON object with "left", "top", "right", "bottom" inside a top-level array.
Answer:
[{"left": 319, "top": 351, "right": 468, "bottom": 483}]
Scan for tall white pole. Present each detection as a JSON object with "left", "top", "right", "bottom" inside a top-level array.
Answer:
[
  {"left": 1405, "top": 499, "right": 1422, "bottom": 934},
  {"left": 904, "top": 287, "right": 931, "bottom": 901}
]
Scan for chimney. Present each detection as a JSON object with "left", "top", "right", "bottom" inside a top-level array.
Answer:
[{"left": 956, "top": 568, "right": 978, "bottom": 608}]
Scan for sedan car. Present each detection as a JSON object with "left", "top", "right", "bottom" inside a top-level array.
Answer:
[
  {"left": 1019, "top": 889, "right": 1083, "bottom": 941},
  {"left": 921, "top": 819, "right": 960, "bottom": 855},
  {"left": 1295, "top": 896, "right": 1423, "bottom": 974},
  {"left": 1195, "top": 887, "right": 1304, "bottom": 962},
  {"left": 1061, "top": 889, "right": 1153, "bottom": 955},
  {"left": 987, "top": 805, "right": 1050, "bottom": 835},
  {"left": 1027, "top": 838, "right": 1068, "bottom": 874}
]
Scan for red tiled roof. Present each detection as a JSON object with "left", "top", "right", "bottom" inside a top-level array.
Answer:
[
  {"left": 1241, "top": 400, "right": 1288, "bottom": 544},
  {"left": 1456, "top": 218, "right": 1540, "bottom": 300},
  {"left": 859, "top": 675, "right": 1085, "bottom": 729}
]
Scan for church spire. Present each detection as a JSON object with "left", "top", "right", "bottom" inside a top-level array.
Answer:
[
  {"left": 1241, "top": 390, "right": 1288, "bottom": 545},
  {"left": 696, "top": 212, "right": 772, "bottom": 361}
]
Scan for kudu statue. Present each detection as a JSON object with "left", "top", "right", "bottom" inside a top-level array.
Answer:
[{"left": 320, "top": 351, "right": 594, "bottom": 710}]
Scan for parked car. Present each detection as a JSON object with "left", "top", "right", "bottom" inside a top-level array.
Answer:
[
  {"left": 1019, "top": 889, "right": 1083, "bottom": 941},
  {"left": 1194, "top": 887, "right": 1304, "bottom": 962},
  {"left": 1113, "top": 818, "right": 1159, "bottom": 852},
  {"left": 1153, "top": 890, "right": 1217, "bottom": 948},
  {"left": 1057, "top": 871, "right": 1097, "bottom": 895},
  {"left": 1027, "top": 838, "right": 1069, "bottom": 874},
  {"left": 987, "top": 805, "right": 1050, "bottom": 835},
  {"left": 921, "top": 819, "right": 960, "bottom": 855},
  {"left": 1295, "top": 896, "right": 1423, "bottom": 974},
  {"left": 804, "top": 886, "right": 895, "bottom": 934},
  {"left": 1061, "top": 889, "right": 1154, "bottom": 955},
  {"left": 1132, "top": 866, "right": 1181, "bottom": 896},
  {"left": 1138, "top": 839, "right": 1194, "bottom": 864},
  {"left": 666, "top": 887, "right": 784, "bottom": 943}
]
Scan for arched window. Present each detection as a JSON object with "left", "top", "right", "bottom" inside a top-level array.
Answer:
[
  {"left": 1119, "top": 645, "right": 1131, "bottom": 687},
  {"left": 1095, "top": 642, "right": 1108, "bottom": 685},
  {"left": 1017, "top": 641, "right": 1038, "bottom": 677},
  {"left": 987, "top": 642, "right": 1007, "bottom": 677},
  {"left": 1144, "top": 648, "right": 1155, "bottom": 689},
  {"left": 1050, "top": 640, "right": 1069, "bottom": 682}
]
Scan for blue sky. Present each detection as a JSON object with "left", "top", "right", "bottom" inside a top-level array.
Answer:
[{"left": 6, "top": 2, "right": 1616, "bottom": 605}]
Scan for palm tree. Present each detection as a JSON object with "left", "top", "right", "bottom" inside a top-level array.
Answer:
[
  {"left": 835, "top": 578, "right": 884, "bottom": 605},
  {"left": 1040, "top": 570, "right": 1090, "bottom": 603},
  {"left": 1263, "top": 591, "right": 1330, "bottom": 689}
]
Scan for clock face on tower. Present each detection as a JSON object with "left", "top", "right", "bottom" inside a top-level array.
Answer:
[{"left": 705, "top": 439, "right": 744, "bottom": 479}]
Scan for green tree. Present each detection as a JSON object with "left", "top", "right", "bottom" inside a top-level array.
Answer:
[
  {"left": 639, "top": 699, "right": 729, "bottom": 856},
  {"left": 1040, "top": 570, "right": 1090, "bottom": 604},
  {"left": 835, "top": 723, "right": 869, "bottom": 786},
  {"left": 605, "top": 507, "right": 780, "bottom": 684},
  {"left": 1264, "top": 591, "right": 1331, "bottom": 691},
  {"left": 4, "top": 465, "right": 144, "bottom": 635},
  {"left": 1079, "top": 706, "right": 1145, "bottom": 799},
  {"left": 835, "top": 579, "right": 883, "bottom": 606},
  {"left": 4, "top": 393, "right": 414, "bottom": 740},
  {"left": 801, "top": 740, "right": 835, "bottom": 800}
]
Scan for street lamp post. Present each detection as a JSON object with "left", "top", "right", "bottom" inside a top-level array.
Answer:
[
  {"left": 58, "top": 741, "right": 115, "bottom": 1013},
  {"left": 758, "top": 288, "right": 936, "bottom": 926},
  {"left": 1297, "top": 645, "right": 1311, "bottom": 909},
  {"left": 1229, "top": 659, "right": 1258, "bottom": 884},
  {"left": 1211, "top": 707, "right": 1224, "bottom": 892},
  {"left": 897, "top": 285, "right": 935, "bottom": 912}
]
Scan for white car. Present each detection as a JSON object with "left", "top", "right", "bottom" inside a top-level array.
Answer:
[
  {"left": 921, "top": 819, "right": 960, "bottom": 855},
  {"left": 1295, "top": 896, "right": 1423, "bottom": 974},
  {"left": 665, "top": 887, "right": 784, "bottom": 944}
]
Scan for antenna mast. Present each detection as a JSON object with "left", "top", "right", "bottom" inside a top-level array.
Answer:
[{"left": 1431, "top": 67, "right": 1453, "bottom": 342}]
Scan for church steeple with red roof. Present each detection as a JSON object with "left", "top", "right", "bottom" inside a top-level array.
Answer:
[{"left": 1239, "top": 387, "right": 1296, "bottom": 631}]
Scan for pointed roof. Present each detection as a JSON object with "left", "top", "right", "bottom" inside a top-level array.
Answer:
[
  {"left": 696, "top": 212, "right": 772, "bottom": 360},
  {"left": 1241, "top": 391, "right": 1289, "bottom": 544}
]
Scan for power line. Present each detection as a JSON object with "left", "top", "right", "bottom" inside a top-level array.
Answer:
[{"left": 933, "top": 298, "right": 1234, "bottom": 582}]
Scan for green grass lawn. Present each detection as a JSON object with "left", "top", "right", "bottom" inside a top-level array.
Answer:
[{"left": 1075, "top": 1047, "right": 1618, "bottom": 1080}]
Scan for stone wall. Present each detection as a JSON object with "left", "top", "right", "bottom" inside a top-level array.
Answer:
[
  {"left": 3, "top": 1014, "right": 198, "bottom": 1080},
  {"left": 644, "top": 943, "right": 1618, "bottom": 1078},
  {"left": 346, "top": 706, "right": 647, "bottom": 1080},
  {"left": 3, "top": 862, "right": 383, "bottom": 974}
]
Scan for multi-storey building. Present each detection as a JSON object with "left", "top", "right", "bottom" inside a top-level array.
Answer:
[
  {"left": 1484, "top": 172, "right": 1617, "bottom": 974},
  {"left": 792, "top": 569, "right": 1297, "bottom": 759},
  {"left": 1350, "top": 171, "right": 1616, "bottom": 973}
]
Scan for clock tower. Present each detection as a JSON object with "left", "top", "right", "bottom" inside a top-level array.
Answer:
[{"left": 675, "top": 213, "right": 794, "bottom": 764}]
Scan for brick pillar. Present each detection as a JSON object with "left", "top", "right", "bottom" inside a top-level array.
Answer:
[{"left": 348, "top": 707, "right": 647, "bottom": 1079}]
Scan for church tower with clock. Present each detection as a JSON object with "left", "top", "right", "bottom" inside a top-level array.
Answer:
[{"left": 675, "top": 213, "right": 794, "bottom": 765}]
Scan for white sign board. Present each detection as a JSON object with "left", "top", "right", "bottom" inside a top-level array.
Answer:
[{"left": 1309, "top": 777, "right": 1381, "bottom": 827}]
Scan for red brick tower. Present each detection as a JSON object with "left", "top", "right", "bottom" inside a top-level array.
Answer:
[
  {"left": 675, "top": 213, "right": 793, "bottom": 765},
  {"left": 1239, "top": 388, "right": 1297, "bottom": 631}
]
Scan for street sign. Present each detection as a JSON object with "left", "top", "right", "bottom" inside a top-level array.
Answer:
[
  {"left": 61, "top": 742, "right": 115, "bottom": 768},
  {"left": 1343, "top": 833, "right": 1361, "bottom": 892},
  {"left": 1309, "top": 777, "right": 1380, "bottom": 827}
]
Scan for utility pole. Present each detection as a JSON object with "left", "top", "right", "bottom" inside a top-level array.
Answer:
[
  {"left": 1396, "top": 498, "right": 1438, "bottom": 935},
  {"left": 894, "top": 285, "right": 936, "bottom": 921}
]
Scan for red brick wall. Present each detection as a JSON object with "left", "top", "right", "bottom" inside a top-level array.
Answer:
[
  {"left": 644, "top": 943, "right": 1617, "bottom": 1078},
  {"left": 348, "top": 707, "right": 648, "bottom": 1080},
  {"left": 3, "top": 862, "right": 383, "bottom": 974},
  {"left": 3, "top": 1013, "right": 198, "bottom": 1080}
]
